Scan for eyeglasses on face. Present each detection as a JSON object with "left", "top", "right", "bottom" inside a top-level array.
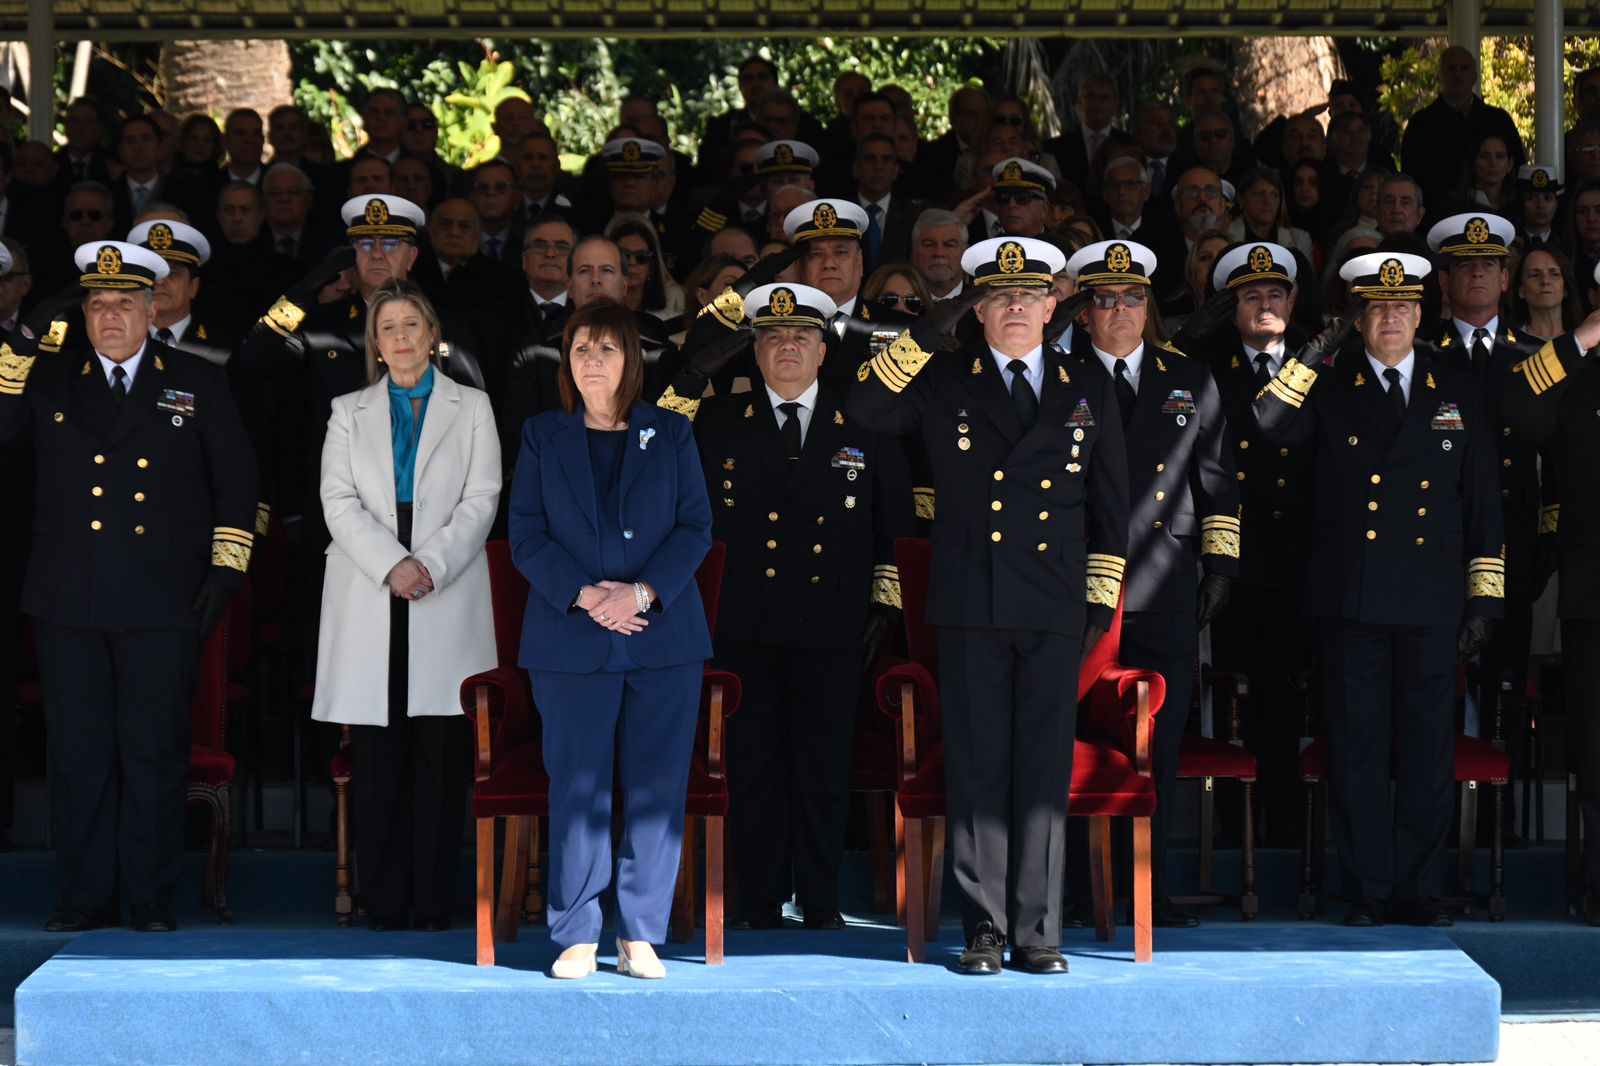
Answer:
[
  {"left": 1091, "top": 290, "right": 1147, "bottom": 309},
  {"left": 353, "top": 237, "right": 409, "bottom": 254},
  {"left": 406, "top": 119, "right": 438, "bottom": 132},
  {"left": 984, "top": 287, "right": 1050, "bottom": 303},
  {"left": 878, "top": 293, "right": 924, "bottom": 313},
  {"left": 67, "top": 209, "right": 104, "bottom": 222},
  {"left": 992, "top": 113, "right": 1027, "bottom": 127},
  {"left": 620, "top": 249, "right": 655, "bottom": 267},
  {"left": 1178, "top": 185, "right": 1225, "bottom": 201},
  {"left": 994, "top": 190, "right": 1044, "bottom": 206},
  {"left": 525, "top": 239, "right": 574, "bottom": 255}
]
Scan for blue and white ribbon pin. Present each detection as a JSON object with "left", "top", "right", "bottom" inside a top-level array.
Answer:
[{"left": 639, "top": 427, "right": 656, "bottom": 450}]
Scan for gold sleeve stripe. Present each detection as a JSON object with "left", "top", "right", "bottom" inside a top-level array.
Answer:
[
  {"left": 870, "top": 351, "right": 914, "bottom": 392},
  {"left": 871, "top": 331, "right": 934, "bottom": 393},
  {"left": 214, "top": 527, "right": 255, "bottom": 547},
  {"left": 872, "top": 564, "right": 900, "bottom": 578},
  {"left": 1468, "top": 572, "right": 1506, "bottom": 599},
  {"left": 1087, "top": 574, "right": 1122, "bottom": 608},
  {"left": 1516, "top": 343, "right": 1566, "bottom": 396},
  {"left": 656, "top": 385, "right": 701, "bottom": 422},
  {"left": 1086, "top": 552, "right": 1127, "bottom": 578},
  {"left": 264, "top": 296, "right": 307, "bottom": 337},
  {"left": 1468, "top": 557, "right": 1507, "bottom": 574},
  {"left": 1200, "top": 515, "right": 1242, "bottom": 533},
  {"left": 254, "top": 503, "right": 271, "bottom": 538},
  {"left": 1540, "top": 505, "right": 1559, "bottom": 535},
  {"left": 913, "top": 487, "right": 935, "bottom": 521},
  {"left": 700, "top": 287, "right": 744, "bottom": 330},
  {"left": 0, "top": 344, "right": 34, "bottom": 396},
  {"left": 696, "top": 208, "right": 728, "bottom": 232}
]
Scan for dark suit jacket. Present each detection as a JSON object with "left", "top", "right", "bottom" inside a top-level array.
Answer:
[
  {"left": 111, "top": 170, "right": 212, "bottom": 234},
  {"left": 508, "top": 402, "right": 713, "bottom": 671}
]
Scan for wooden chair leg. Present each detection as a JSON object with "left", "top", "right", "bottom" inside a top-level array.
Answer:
[
  {"left": 1458, "top": 781, "right": 1479, "bottom": 909},
  {"left": 1240, "top": 780, "right": 1258, "bottom": 921},
  {"left": 333, "top": 777, "right": 352, "bottom": 926},
  {"left": 523, "top": 815, "right": 544, "bottom": 925},
  {"left": 894, "top": 803, "right": 906, "bottom": 926},
  {"left": 904, "top": 812, "right": 925, "bottom": 963},
  {"left": 866, "top": 794, "right": 894, "bottom": 915},
  {"left": 1089, "top": 816, "right": 1114, "bottom": 943},
  {"left": 1133, "top": 815, "right": 1153, "bottom": 964},
  {"left": 670, "top": 817, "right": 698, "bottom": 943},
  {"left": 706, "top": 814, "right": 725, "bottom": 964},
  {"left": 1198, "top": 776, "right": 1216, "bottom": 894},
  {"left": 496, "top": 816, "right": 528, "bottom": 944},
  {"left": 476, "top": 817, "right": 495, "bottom": 967},
  {"left": 212, "top": 789, "right": 234, "bottom": 923},
  {"left": 925, "top": 817, "right": 945, "bottom": 943}
]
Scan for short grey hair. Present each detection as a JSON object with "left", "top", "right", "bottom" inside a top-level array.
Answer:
[
  {"left": 263, "top": 162, "right": 313, "bottom": 192},
  {"left": 911, "top": 207, "right": 966, "bottom": 245},
  {"left": 1103, "top": 155, "right": 1149, "bottom": 184}
]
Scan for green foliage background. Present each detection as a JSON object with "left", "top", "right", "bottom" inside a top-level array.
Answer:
[{"left": 288, "top": 37, "right": 1003, "bottom": 167}]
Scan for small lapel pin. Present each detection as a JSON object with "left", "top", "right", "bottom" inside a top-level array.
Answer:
[
  {"left": 971, "top": 358, "right": 983, "bottom": 375},
  {"left": 1426, "top": 372, "right": 1437, "bottom": 389},
  {"left": 1354, "top": 371, "right": 1367, "bottom": 387},
  {"left": 744, "top": 404, "right": 754, "bottom": 418},
  {"left": 833, "top": 410, "right": 844, "bottom": 425},
  {"left": 1057, "top": 366, "right": 1070, "bottom": 384},
  {"left": 639, "top": 427, "right": 656, "bottom": 450}
]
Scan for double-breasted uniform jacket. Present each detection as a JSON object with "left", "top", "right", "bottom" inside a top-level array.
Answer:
[
  {"left": 1422, "top": 320, "right": 1542, "bottom": 586},
  {"left": 1503, "top": 334, "right": 1600, "bottom": 620},
  {"left": 1253, "top": 348, "right": 1506, "bottom": 625},
  {"left": 1079, "top": 342, "right": 1240, "bottom": 613},
  {"left": 1205, "top": 332, "right": 1314, "bottom": 592},
  {"left": 687, "top": 383, "right": 914, "bottom": 652},
  {"left": 847, "top": 329, "right": 1131, "bottom": 639},
  {"left": 236, "top": 291, "right": 486, "bottom": 540},
  {"left": 0, "top": 337, "right": 258, "bottom": 629}
]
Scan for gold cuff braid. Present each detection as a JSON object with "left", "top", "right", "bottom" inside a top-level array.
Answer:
[
  {"left": 1087, "top": 575, "right": 1122, "bottom": 609},
  {"left": 0, "top": 344, "right": 34, "bottom": 397},
  {"left": 872, "top": 565, "right": 903, "bottom": 609},
  {"left": 699, "top": 287, "right": 745, "bottom": 330},
  {"left": 1200, "top": 516, "right": 1242, "bottom": 559},
  {"left": 656, "top": 385, "right": 701, "bottom": 422},
  {"left": 1517, "top": 342, "right": 1566, "bottom": 396},
  {"left": 1467, "top": 572, "right": 1506, "bottom": 599},
  {"left": 913, "top": 487, "right": 935, "bottom": 521},
  {"left": 1540, "top": 505, "right": 1559, "bottom": 536},
  {"left": 211, "top": 527, "right": 254, "bottom": 573},
  {"left": 264, "top": 296, "right": 307, "bottom": 337},
  {"left": 254, "top": 503, "right": 272, "bottom": 538},
  {"left": 1261, "top": 358, "right": 1318, "bottom": 408},
  {"left": 37, "top": 321, "right": 68, "bottom": 354},
  {"left": 869, "top": 331, "right": 933, "bottom": 394}
]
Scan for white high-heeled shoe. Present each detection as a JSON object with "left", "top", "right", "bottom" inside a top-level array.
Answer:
[
  {"left": 615, "top": 937, "right": 666, "bottom": 979},
  {"left": 550, "top": 942, "right": 598, "bottom": 979}
]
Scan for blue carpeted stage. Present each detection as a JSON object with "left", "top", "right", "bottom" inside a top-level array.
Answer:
[{"left": 15, "top": 921, "right": 1501, "bottom": 1065}]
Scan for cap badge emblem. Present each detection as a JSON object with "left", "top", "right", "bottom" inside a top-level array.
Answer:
[
  {"left": 97, "top": 246, "right": 122, "bottom": 275},
  {"left": 998, "top": 241, "right": 1026, "bottom": 274}
]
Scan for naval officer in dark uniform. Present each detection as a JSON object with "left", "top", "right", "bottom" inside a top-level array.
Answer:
[
  {"left": 1062, "top": 238, "right": 1240, "bottom": 928},
  {"left": 1254, "top": 251, "right": 1505, "bottom": 927},
  {"left": 849, "top": 236, "right": 1130, "bottom": 975},
  {"left": 127, "top": 219, "right": 243, "bottom": 368},
  {"left": 1500, "top": 289, "right": 1600, "bottom": 924},
  {"left": 0, "top": 241, "right": 257, "bottom": 933},
  {"left": 663, "top": 282, "right": 914, "bottom": 930}
]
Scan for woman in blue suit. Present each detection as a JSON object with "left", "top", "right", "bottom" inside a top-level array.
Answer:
[{"left": 508, "top": 299, "right": 712, "bottom": 980}]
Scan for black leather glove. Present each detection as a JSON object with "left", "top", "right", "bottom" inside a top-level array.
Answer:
[
  {"left": 730, "top": 242, "right": 808, "bottom": 298},
  {"left": 285, "top": 246, "right": 357, "bottom": 306},
  {"left": 1045, "top": 288, "right": 1095, "bottom": 343},
  {"left": 192, "top": 579, "right": 234, "bottom": 642},
  {"left": 1296, "top": 307, "right": 1361, "bottom": 371},
  {"left": 1532, "top": 546, "right": 1559, "bottom": 602},
  {"left": 18, "top": 281, "right": 84, "bottom": 341},
  {"left": 861, "top": 603, "right": 899, "bottom": 671},
  {"left": 1196, "top": 573, "right": 1233, "bottom": 631},
  {"left": 900, "top": 283, "right": 986, "bottom": 352},
  {"left": 682, "top": 324, "right": 754, "bottom": 382},
  {"left": 1080, "top": 623, "right": 1107, "bottom": 668},
  {"left": 1170, "top": 287, "right": 1237, "bottom": 351},
  {"left": 1457, "top": 614, "right": 1495, "bottom": 660}
]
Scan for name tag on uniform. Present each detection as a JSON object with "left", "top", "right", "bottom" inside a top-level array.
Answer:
[
  {"left": 831, "top": 446, "right": 866, "bottom": 471},
  {"left": 1067, "top": 399, "right": 1096, "bottom": 427},
  {"left": 1430, "top": 402, "right": 1465, "bottom": 430},
  {"left": 1161, "top": 389, "right": 1197, "bottom": 415},
  {"left": 157, "top": 389, "right": 196, "bottom": 417}
]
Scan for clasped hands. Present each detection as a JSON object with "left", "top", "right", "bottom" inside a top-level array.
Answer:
[
  {"left": 576, "top": 581, "right": 656, "bottom": 635},
  {"left": 385, "top": 556, "right": 434, "bottom": 600}
]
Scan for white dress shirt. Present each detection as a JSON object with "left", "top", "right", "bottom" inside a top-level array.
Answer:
[
  {"left": 765, "top": 378, "right": 820, "bottom": 446},
  {"left": 1245, "top": 340, "right": 1287, "bottom": 376},
  {"left": 1113, "top": 216, "right": 1143, "bottom": 239},
  {"left": 97, "top": 343, "right": 148, "bottom": 390},
  {"left": 1366, "top": 349, "right": 1416, "bottom": 404},
  {"left": 989, "top": 344, "right": 1044, "bottom": 399},
  {"left": 152, "top": 314, "right": 192, "bottom": 346},
  {"left": 1451, "top": 315, "right": 1499, "bottom": 353},
  {"left": 835, "top": 295, "right": 859, "bottom": 319},
  {"left": 1093, "top": 342, "right": 1145, "bottom": 393}
]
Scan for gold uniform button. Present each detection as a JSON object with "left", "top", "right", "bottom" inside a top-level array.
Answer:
[
  {"left": 816, "top": 516, "right": 825, "bottom": 525},
  {"left": 134, "top": 492, "right": 146, "bottom": 502},
  {"left": 1420, "top": 480, "right": 1430, "bottom": 489},
  {"left": 1367, "top": 501, "right": 1378, "bottom": 511},
  {"left": 1416, "top": 537, "right": 1426, "bottom": 546},
  {"left": 993, "top": 471, "right": 1004, "bottom": 482},
  {"left": 53, "top": 412, "right": 64, "bottom": 423},
  {"left": 768, "top": 512, "right": 778, "bottom": 521},
  {"left": 1156, "top": 463, "right": 1165, "bottom": 472},
  {"left": 1279, "top": 447, "right": 1289, "bottom": 457},
  {"left": 91, "top": 486, "right": 103, "bottom": 497},
  {"left": 1038, "top": 510, "right": 1049, "bottom": 520},
  {"left": 1239, "top": 440, "right": 1249, "bottom": 450},
  {"left": 1349, "top": 436, "right": 1358, "bottom": 446},
  {"left": 137, "top": 458, "right": 149, "bottom": 469},
  {"left": 90, "top": 520, "right": 102, "bottom": 531},
  {"left": 1502, "top": 458, "right": 1513, "bottom": 468},
  {"left": 1418, "top": 507, "right": 1427, "bottom": 516},
  {"left": 765, "top": 568, "right": 776, "bottom": 578},
  {"left": 1153, "top": 521, "right": 1164, "bottom": 529},
  {"left": 1366, "top": 530, "right": 1377, "bottom": 540},
  {"left": 1503, "top": 426, "right": 1512, "bottom": 437},
  {"left": 991, "top": 500, "right": 1003, "bottom": 511},
  {"left": 723, "top": 480, "right": 733, "bottom": 489},
  {"left": 991, "top": 531, "right": 1002, "bottom": 543},
  {"left": 1272, "top": 510, "right": 1283, "bottom": 519},
  {"left": 810, "top": 576, "right": 820, "bottom": 584},
  {"left": 1275, "top": 478, "right": 1286, "bottom": 488},
  {"left": 1236, "top": 472, "right": 1246, "bottom": 481},
  {"left": 812, "top": 544, "right": 822, "bottom": 554},
  {"left": 94, "top": 454, "right": 105, "bottom": 464},
  {"left": 1370, "top": 474, "right": 1381, "bottom": 485},
  {"left": 134, "top": 525, "right": 145, "bottom": 535},
  {"left": 1040, "top": 479, "right": 1051, "bottom": 489},
  {"left": 1037, "top": 543, "right": 1048, "bottom": 551},
  {"left": 766, "top": 539, "right": 777, "bottom": 549},
  {"left": 327, "top": 350, "right": 338, "bottom": 359},
  {"left": 1154, "top": 491, "right": 1165, "bottom": 501}
]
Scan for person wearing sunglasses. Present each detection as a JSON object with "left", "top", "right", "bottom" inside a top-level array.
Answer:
[
  {"left": 1060, "top": 238, "right": 1240, "bottom": 933},
  {"left": 990, "top": 157, "right": 1054, "bottom": 239},
  {"left": 61, "top": 181, "right": 115, "bottom": 247},
  {"left": 862, "top": 263, "right": 932, "bottom": 319},
  {"left": 401, "top": 103, "right": 465, "bottom": 205},
  {"left": 849, "top": 235, "right": 1129, "bottom": 976}
]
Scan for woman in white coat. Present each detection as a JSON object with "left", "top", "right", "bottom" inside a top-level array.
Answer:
[{"left": 312, "top": 279, "right": 501, "bottom": 931}]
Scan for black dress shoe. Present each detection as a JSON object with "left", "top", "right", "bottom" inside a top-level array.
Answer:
[
  {"left": 414, "top": 914, "right": 451, "bottom": 932},
  {"left": 1061, "top": 900, "right": 1096, "bottom": 929},
  {"left": 1392, "top": 898, "right": 1453, "bottom": 927},
  {"left": 801, "top": 906, "right": 845, "bottom": 930},
  {"left": 1343, "top": 898, "right": 1387, "bottom": 927},
  {"left": 729, "top": 906, "right": 785, "bottom": 931},
  {"left": 1011, "top": 946, "right": 1069, "bottom": 974},
  {"left": 44, "top": 906, "right": 115, "bottom": 933},
  {"left": 366, "top": 912, "right": 409, "bottom": 932},
  {"left": 1150, "top": 897, "right": 1201, "bottom": 928},
  {"left": 130, "top": 903, "right": 177, "bottom": 933},
  {"left": 957, "top": 921, "right": 1004, "bottom": 975},
  {"left": 1583, "top": 907, "right": 1600, "bottom": 928}
]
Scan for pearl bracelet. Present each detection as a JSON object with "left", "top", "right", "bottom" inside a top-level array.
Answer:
[{"left": 633, "top": 581, "right": 650, "bottom": 615}]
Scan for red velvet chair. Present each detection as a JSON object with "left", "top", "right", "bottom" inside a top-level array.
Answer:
[
  {"left": 878, "top": 538, "right": 1164, "bottom": 964},
  {"left": 462, "top": 541, "right": 741, "bottom": 967},
  {"left": 1172, "top": 667, "right": 1260, "bottom": 920},
  {"left": 188, "top": 605, "right": 238, "bottom": 922}
]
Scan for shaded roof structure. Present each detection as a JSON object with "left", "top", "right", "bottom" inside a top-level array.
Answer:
[{"left": 0, "top": 0, "right": 1595, "bottom": 40}]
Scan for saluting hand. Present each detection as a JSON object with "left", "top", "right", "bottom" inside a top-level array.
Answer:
[
  {"left": 1575, "top": 307, "right": 1600, "bottom": 354},
  {"left": 386, "top": 556, "right": 434, "bottom": 600}
]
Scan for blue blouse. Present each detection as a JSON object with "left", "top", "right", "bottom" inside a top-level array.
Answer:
[{"left": 388, "top": 366, "right": 434, "bottom": 503}]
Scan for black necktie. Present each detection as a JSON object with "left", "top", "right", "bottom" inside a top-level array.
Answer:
[
  {"left": 1253, "top": 352, "right": 1273, "bottom": 392},
  {"left": 279, "top": 236, "right": 297, "bottom": 259},
  {"left": 1007, "top": 360, "right": 1037, "bottom": 432},
  {"left": 1470, "top": 327, "right": 1489, "bottom": 371},
  {"left": 157, "top": 327, "right": 174, "bottom": 346},
  {"left": 1383, "top": 366, "right": 1406, "bottom": 426},
  {"left": 110, "top": 365, "right": 128, "bottom": 404},
  {"left": 778, "top": 401, "right": 802, "bottom": 460},
  {"left": 1114, "top": 358, "right": 1136, "bottom": 425}
]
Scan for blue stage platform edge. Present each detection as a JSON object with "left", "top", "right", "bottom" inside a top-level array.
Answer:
[{"left": 16, "top": 922, "right": 1500, "bottom": 1066}]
